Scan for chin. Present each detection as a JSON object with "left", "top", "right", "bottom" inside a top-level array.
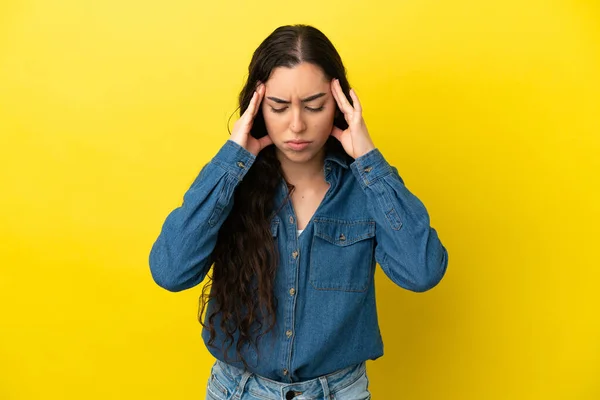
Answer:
[{"left": 276, "top": 145, "right": 322, "bottom": 164}]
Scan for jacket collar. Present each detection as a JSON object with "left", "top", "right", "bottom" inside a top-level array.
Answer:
[{"left": 324, "top": 149, "right": 350, "bottom": 169}]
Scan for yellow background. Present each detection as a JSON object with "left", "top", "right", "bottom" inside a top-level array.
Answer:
[{"left": 1, "top": 0, "right": 599, "bottom": 398}]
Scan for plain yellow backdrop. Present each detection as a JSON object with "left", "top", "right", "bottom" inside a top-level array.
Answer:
[{"left": 1, "top": 0, "right": 599, "bottom": 399}]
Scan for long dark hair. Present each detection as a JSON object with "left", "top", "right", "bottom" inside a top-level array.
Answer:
[{"left": 198, "top": 24, "right": 353, "bottom": 368}]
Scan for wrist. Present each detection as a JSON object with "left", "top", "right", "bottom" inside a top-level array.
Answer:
[{"left": 355, "top": 141, "right": 376, "bottom": 158}]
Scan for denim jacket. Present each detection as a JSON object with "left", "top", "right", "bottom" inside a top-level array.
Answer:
[{"left": 149, "top": 140, "right": 448, "bottom": 383}]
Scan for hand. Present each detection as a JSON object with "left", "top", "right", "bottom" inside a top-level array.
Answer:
[
  {"left": 330, "top": 79, "right": 376, "bottom": 159},
  {"left": 229, "top": 83, "right": 273, "bottom": 156}
]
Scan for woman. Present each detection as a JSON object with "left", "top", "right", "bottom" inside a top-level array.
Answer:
[{"left": 150, "top": 24, "right": 448, "bottom": 400}]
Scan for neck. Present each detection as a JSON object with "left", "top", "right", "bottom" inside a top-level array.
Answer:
[{"left": 276, "top": 147, "right": 326, "bottom": 186}]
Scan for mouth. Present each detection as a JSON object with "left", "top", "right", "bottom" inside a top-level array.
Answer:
[{"left": 285, "top": 140, "right": 312, "bottom": 151}]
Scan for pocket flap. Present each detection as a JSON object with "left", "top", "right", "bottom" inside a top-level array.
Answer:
[{"left": 313, "top": 218, "right": 375, "bottom": 246}]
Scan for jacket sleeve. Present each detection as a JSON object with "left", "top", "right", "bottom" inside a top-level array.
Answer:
[
  {"left": 149, "top": 140, "right": 256, "bottom": 292},
  {"left": 350, "top": 148, "right": 449, "bottom": 292}
]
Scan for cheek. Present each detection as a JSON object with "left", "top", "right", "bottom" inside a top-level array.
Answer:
[
  {"left": 313, "top": 108, "right": 336, "bottom": 131},
  {"left": 261, "top": 107, "right": 282, "bottom": 133}
]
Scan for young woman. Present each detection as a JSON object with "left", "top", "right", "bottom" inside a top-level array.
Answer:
[{"left": 150, "top": 24, "right": 448, "bottom": 400}]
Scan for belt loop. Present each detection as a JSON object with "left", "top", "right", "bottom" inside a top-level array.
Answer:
[
  {"left": 319, "top": 376, "right": 330, "bottom": 399},
  {"left": 232, "top": 371, "right": 252, "bottom": 399}
]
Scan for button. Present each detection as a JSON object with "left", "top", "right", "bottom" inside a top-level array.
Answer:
[
  {"left": 237, "top": 161, "right": 245, "bottom": 168},
  {"left": 364, "top": 166, "right": 373, "bottom": 173},
  {"left": 286, "top": 330, "right": 293, "bottom": 338},
  {"left": 289, "top": 288, "right": 296, "bottom": 296},
  {"left": 289, "top": 216, "right": 294, "bottom": 224},
  {"left": 283, "top": 369, "right": 288, "bottom": 375},
  {"left": 339, "top": 233, "right": 346, "bottom": 241},
  {"left": 286, "top": 391, "right": 296, "bottom": 400},
  {"left": 292, "top": 250, "right": 299, "bottom": 259}
]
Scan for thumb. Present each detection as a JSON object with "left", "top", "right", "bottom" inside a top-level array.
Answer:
[
  {"left": 257, "top": 134, "right": 273, "bottom": 151},
  {"left": 331, "top": 126, "right": 344, "bottom": 142}
]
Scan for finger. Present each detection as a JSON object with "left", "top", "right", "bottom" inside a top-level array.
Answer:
[
  {"left": 349, "top": 88, "right": 362, "bottom": 114},
  {"left": 257, "top": 133, "right": 273, "bottom": 150},
  {"left": 330, "top": 79, "right": 343, "bottom": 109},
  {"left": 251, "top": 83, "right": 265, "bottom": 118},
  {"left": 331, "top": 126, "right": 344, "bottom": 142},
  {"left": 243, "top": 91, "right": 258, "bottom": 120},
  {"left": 333, "top": 79, "right": 354, "bottom": 115},
  {"left": 330, "top": 81, "right": 347, "bottom": 121}
]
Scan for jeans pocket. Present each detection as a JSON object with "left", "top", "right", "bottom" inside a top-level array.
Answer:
[
  {"left": 206, "top": 362, "right": 236, "bottom": 400},
  {"left": 309, "top": 218, "right": 375, "bottom": 292},
  {"left": 206, "top": 373, "right": 229, "bottom": 400},
  {"left": 331, "top": 370, "right": 370, "bottom": 400}
]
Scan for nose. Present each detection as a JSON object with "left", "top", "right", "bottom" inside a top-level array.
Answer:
[{"left": 289, "top": 107, "right": 306, "bottom": 134}]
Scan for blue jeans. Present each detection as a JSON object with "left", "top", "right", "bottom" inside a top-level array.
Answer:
[{"left": 206, "top": 359, "right": 371, "bottom": 400}]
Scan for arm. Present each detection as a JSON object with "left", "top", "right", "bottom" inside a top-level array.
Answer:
[
  {"left": 149, "top": 140, "right": 256, "bottom": 292},
  {"left": 350, "top": 149, "right": 449, "bottom": 292}
]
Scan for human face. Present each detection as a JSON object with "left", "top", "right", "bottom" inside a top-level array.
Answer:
[{"left": 261, "top": 62, "right": 336, "bottom": 164}]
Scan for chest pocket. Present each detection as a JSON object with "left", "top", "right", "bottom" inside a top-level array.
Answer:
[{"left": 310, "top": 218, "right": 376, "bottom": 292}]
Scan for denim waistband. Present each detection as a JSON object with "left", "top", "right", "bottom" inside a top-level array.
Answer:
[{"left": 216, "top": 359, "right": 366, "bottom": 399}]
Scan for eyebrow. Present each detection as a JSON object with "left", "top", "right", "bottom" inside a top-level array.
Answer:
[{"left": 266, "top": 92, "right": 326, "bottom": 104}]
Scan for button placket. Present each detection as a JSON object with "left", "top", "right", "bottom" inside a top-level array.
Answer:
[{"left": 284, "top": 204, "right": 299, "bottom": 385}]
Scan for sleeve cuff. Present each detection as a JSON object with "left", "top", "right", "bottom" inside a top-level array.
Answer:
[
  {"left": 211, "top": 140, "right": 257, "bottom": 181},
  {"left": 350, "top": 148, "right": 393, "bottom": 189}
]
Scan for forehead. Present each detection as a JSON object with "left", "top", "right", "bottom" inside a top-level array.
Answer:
[{"left": 266, "top": 62, "right": 329, "bottom": 94}]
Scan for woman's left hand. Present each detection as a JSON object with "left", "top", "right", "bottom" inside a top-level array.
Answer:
[{"left": 330, "top": 78, "right": 376, "bottom": 159}]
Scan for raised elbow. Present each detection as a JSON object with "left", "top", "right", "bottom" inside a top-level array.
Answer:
[
  {"left": 149, "top": 244, "right": 187, "bottom": 292},
  {"left": 150, "top": 267, "right": 187, "bottom": 292},
  {"left": 412, "top": 245, "right": 449, "bottom": 292},
  {"left": 149, "top": 241, "right": 209, "bottom": 292}
]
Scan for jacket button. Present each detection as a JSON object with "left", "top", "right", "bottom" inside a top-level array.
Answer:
[
  {"left": 364, "top": 166, "right": 373, "bottom": 172},
  {"left": 289, "top": 216, "right": 294, "bottom": 224},
  {"left": 237, "top": 161, "right": 245, "bottom": 168},
  {"left": 283, "top": 369, "right": 288, "bottom": 375},
  {"left": 286, "top": 330, "right": 293, "bottom": 338},
  {"left": 289, "top": 288, "right": 296, "bottom": 296},
  {"left": 339, "top": 233, "right": 346, "bottom": 241},
  {"left": 292, "top": 250, "right": 299, "bottom": 259}
]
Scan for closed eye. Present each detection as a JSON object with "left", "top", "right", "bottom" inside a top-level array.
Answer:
[{"left": 270, "top": 106, "right": 325, "bottom": 113}]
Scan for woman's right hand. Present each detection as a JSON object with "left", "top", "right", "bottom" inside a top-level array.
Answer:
[{"left": 229, "top": 83, "right": 273, "bottom": 156}]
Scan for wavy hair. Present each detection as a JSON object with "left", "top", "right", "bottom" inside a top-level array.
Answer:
[{"left": 198, "top": 24, "right": 353, "bottom": 368}]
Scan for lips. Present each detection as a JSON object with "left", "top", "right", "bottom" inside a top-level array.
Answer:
[{"left": 286, "top": 140, "right": 311, "bottom": 151}]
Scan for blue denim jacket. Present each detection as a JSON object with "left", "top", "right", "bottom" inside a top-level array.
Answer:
[{"left": 149, "top": 140, "right": 448, "bottom": 383}]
